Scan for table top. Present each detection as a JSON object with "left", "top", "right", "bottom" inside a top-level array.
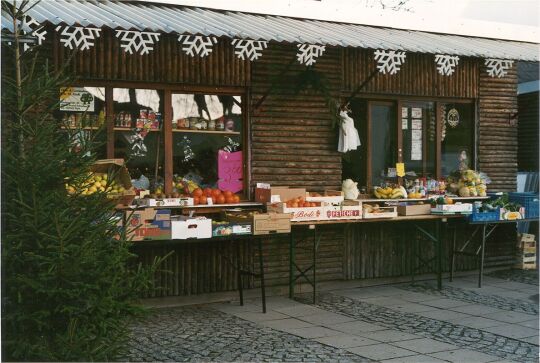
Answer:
[
  {"left": 291, "top": 214, "right": 465, "bottom": 226},
  {"left": 468, "top": 218, "right": 538, "bottom": 225},
  {"left": 130, "top": 232, "right": 266, "bottom": 247}
]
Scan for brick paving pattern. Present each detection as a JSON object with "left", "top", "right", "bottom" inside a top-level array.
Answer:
[
  {"left": 486, "top": 268, "right": 538, "bottom": 285},
  {"left": 399, "top": 282, "right": 539, "bottom": 314},
  {"left": 300, "top": 292, "right": 539, "bottom": 362},
  {"left": 122, "top": 306, "right": 373, "bottom": 362}
]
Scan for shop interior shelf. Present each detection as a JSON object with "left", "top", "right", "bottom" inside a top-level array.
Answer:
[
  {"left": 173, "top": 129, "right": 240, "bottom": 135},
  {"left": 114, "top": 127, "right": 160, "bottom": 132},
  {"left": 61, "top": 126, "right": 101, "bottom": 130}
]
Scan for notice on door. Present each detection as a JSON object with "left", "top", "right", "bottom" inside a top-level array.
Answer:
[{"left": 60, "top": 87, "right": 95, "bottom": 112}]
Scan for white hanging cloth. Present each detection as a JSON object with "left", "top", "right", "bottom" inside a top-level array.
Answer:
[{"left": 337, "top": 110, "right": 361, "bottom": 153}]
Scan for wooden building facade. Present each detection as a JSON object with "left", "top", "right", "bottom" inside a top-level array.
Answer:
[{"left": 39, "top": 23, "right": 523, "bottom": 297}]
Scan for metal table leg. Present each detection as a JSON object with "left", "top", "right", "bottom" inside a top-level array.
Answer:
[
  {"left": 236, "top": 240, "right": 243, "bottom": 306},
  {"left": 436, "top": 219, "right": 442, "bottom": 290},
  {"left": 289, "top": 230, "right": 295, "bottom": 299},
  {"left": 479, "top": 223, "right": 487, "bottom": 288},
  {"left": 258, "top": 237, "right": 267, "bottom": 313},
  {"left": 312, "top": 226, "right": 317, "bottom": 304},
  {"left": 450, "top": 225, "right": 457, "bottom": 282}
]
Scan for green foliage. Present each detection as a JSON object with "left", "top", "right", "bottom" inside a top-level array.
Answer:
[{"left": 1, "top": 3, "right": 164, "bottom": 360}]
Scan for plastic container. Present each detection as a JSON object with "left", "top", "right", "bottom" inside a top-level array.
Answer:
[
  {"left": 508, "top": 192, "right": 539, "bottom": 219},
  {"left": 469, "top": 206, "right": 500, "bottom": 222}
]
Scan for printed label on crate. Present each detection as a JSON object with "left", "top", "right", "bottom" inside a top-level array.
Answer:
[{"left": 325, "top": 209, "right": 361, "bottom": 219}]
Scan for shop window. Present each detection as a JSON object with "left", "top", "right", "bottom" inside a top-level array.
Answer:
[
  {"left": 370, "top": 102, "right": 397, "bottom": 186},
  {"left": 441, "top": 103, "right": 475, "bottom": 176},
  {"left": 113, "top": 88, "right": 164, "bottom": 193},
  {"left": 57, "top": 86, "right": 107, "bottom": 159},
  {"left": 401, "top": 102, "right": 436, "bottom": 178},
  {"left": 171, "top": 93, "right": 244, "bottom": 194}
]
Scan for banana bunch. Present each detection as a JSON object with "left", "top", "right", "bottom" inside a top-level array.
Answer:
[{"left": 373, "top": 186, "right": 408, "bottom": 199}]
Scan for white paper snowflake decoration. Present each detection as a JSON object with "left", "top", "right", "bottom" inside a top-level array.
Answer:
[
  {"left": 296, "top": 44, "right": 326, "bottom": 66},
  {"left": 435, "top": 54, "right": 460, "bottom": 76},
  {"left": 374, "top": 50, "right": 406, "bottom": 75},
  {"left": 23, "top": 16, "right": 47, "bottom": 51},
  {"left": 231, "top": 39, "right": 268, "bottom": 61},
  {"left": 178, "top": 35, "right": 217, "bottom": 57},
  {"left": 485, "top": 59, "right": 514, "bottom": 78},
  {"left": 115, "top": 30, "right": 160, "bottom": 55},
  {"left": 56, "top": 25, "right": 101, "bottom": 51}
]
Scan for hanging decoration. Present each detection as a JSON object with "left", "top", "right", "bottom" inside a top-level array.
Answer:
[
  {"left": 485, "top": 59, "right": 514, "bottom": 78},
  {"left": 56, "top": 25, "right": 101, "bottom": 51},
  {"left": 447, "top": 107, "right": 460, "bottom": 128},
  {"left": 115, "top": 30, "right": 160, "bottom": 55},
  {"left": 231, "top": 39, "right": 268, "bottom": 61},
  {"left": 178, "top": 35, "right": 217, "bottom": 57},
  {"left": 177, "top": 135, "right": 195, "bottom": 162},
  {"left": 296, "top": 44, "right": 326, "bottom": 66},
  {"left": 128, "top": 128, "right": 148, "bottom": 157},
  {"left": 435, "top": 54, "right": 460, "bottom": 76},
  {"left": 374, "top": 50, "right": 406, "bottom": 74},
  {"left": 440, "top": 105, "right": 447, "bottom": 141},
  {"left": 22, "top": 16, "right": 47, "bottom": 51}
]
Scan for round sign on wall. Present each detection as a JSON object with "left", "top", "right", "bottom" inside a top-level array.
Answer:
[{"left": 447, "top": 108, "right": 460, "bottom": 128}]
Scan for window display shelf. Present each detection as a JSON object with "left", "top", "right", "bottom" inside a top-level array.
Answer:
[
  {"left": 173, "top": 129, "right": 240, "bottom": 135},
  {"left": 114, "top": 127, "right": 160, "bottom": 132},
  {"left": 61, "top": 126, "right": 101, "bottom": 130}
]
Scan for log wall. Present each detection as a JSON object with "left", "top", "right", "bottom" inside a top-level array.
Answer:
[{"left": 44, "top": 32, "right": 521, "bottom": 296}]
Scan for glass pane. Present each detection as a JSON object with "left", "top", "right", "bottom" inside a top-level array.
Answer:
[
  {"left": 401, "top": 102, "right": 436, "bottom": 178},
  {"left": 113, "top": 88, "right": 164, "bottom": 193},
  {"left": 342, "top": 99, "right": 367, "bottom": 188},
  {"left": 57, "top": 86, "right": 106, "bottom": 159},
  {"left": 172, "top": 94, "right": 243, "bottom": 195},
  {"left": 371, "top": 103, "right": 397, "bottom": 186},
  {"left": 441, "top": 103, "right": 474, "bottom": 176}
]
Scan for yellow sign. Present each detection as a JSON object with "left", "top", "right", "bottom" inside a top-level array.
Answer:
[{"left": 396, "top": 163, "right": 405, "bottom": 177}]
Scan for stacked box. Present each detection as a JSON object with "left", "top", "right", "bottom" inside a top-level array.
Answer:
[{"left": 515, "top": 233, "right": 537, "bottom": 270}]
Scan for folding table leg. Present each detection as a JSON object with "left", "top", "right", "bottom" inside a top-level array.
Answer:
[
  {"left": 258, "top": 237, "right": 267, "bottom": 313},
  {"left": 312, "top": 227, "right": 317, "bottom": 304},
  {"left": 236, "top": 240, "right": 243, "bottom": 306},
  {"left": 478, "top": 224, "right": 487, "bottom": 288},
  {"left": 450, "top": 225, "right": 457, "bottom": 282},
  {"left": 289, "top": 230, "right": 295, "bottom": 299},
  {"left": 436, "top": 220, "right": 442, "bottom": 290}
]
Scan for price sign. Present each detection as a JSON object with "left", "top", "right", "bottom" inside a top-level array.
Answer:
[
  {"left": 59, "top": 87, "right": 95, "bottom": 112},
  {"left": 217, "top": 150, "right": 243, "bottom": 193},
  {"left": 396, "top": 163, "right": 405, "bottom": 177}
]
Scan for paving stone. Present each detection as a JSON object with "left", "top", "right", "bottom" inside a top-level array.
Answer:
[
  {"left": 260, "top": 318, "right": 314, "bottom": 331},
  {"left": 449, "top": 303, "right": 506, "bottom": 316},
  {"left": 446, "top": 316, "right": 506, "bottom": 329},
  {"left": 274, "top": 304, "right": 326, "bottom": 317},
  {"left": 287, "top": 326, "right": 343, "bottom": 339},
  {"left": 482, "top": 324, "right": 539, "bottom": 339},
  {"left": 482, "top": 310, "right": 535, "bottom": 324},
  {"left": 298, "top": 311, "right": 356, "bottom": 325},
  {"left": 314, "top": 334, "right": 380, "bottom": 348},
  {"left": 122, "top": 306, "right": 373, "bottom": 362},
  {"left": 346, "top": 343, "right": 417, "bottom": 361},
  {"left": 298, "top": 292, "right": 539, "bottom": 362},
  {"left": 355, "top": 329, "right": 421, "bottom": 343},
  {"left": 421, "top": 298, "right": 476, "bottom": 309},
  {"left": 429, "top": 348, "right": 503, "bottom": 363},
  {"left": 391, "top": 337, "right": 458, "bottom": 354},
  {"left": 230, "top": 310, "right": 290, "bottom": 322},
  {"left": 389, "top": 303, "right": 439, "bottom": 314},
  {"left": 520, "top": 336, "right": 539, "bottom": 346},
  {"left": 326, "top": 320, "right": 388, "bottom": 334},
  {"left": 381, "top": 354, "right": 449, "bottom": 363},
  {"left": 416, "top": 309, "right": 471, "bottom": 321}
]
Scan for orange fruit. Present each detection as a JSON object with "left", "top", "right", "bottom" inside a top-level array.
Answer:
[
  {"left": 203, "top": 188, "right": 212, "bottom": 197},
  {"left": 223, "top": 190, "right": 233, "bottom": 198},
  {"left": 212, "top": 189, "right": 222, "bottom": 198},
  {"left": 192, "top": 188, "right": 203, "bottom": 198},
  {"left": 233, "top": 195, "right": 240, "bottom": 203},
  {"left": 225, "top": 196, "right": 235, "bottom": 204},
  {"left": 193, "top": 196, "right": 200, "bottom": 205},
  {"left": 217, "top": 195, "right": 226, "bottom": 204},
  {"left": 199, "top": 196, "right": 207, "bottom": 205}
]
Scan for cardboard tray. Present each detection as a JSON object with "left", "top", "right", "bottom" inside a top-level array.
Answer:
[
  {"left": 92, "top": 159, "right": 135, "bottom": 206},
  {"left": 397, "top": 204, "right": 431, "bottom": 216},
  {"left": 253, "top": 213, "right": 291, "bottom": 235}
]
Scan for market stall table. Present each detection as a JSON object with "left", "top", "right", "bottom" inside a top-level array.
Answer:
[
  {"left": 450, "top": 218, "right": 538, "bottom": 288},
  {"left": 289, "top": 214, "right": 467, "bottom": 303}
]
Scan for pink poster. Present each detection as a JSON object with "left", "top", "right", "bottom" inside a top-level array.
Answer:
[{"left": 217, "top": 150, "right": 243, "bottom": 193}]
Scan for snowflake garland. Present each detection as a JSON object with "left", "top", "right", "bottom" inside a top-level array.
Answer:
[
  {"left": 56, "top": 25, "right": 101, "bottom": 51},
  {"left": 485, "top": 59, "right": 514, "bottom": 78},
  {"left": 296, "top": 44, "right": 326, "bottom": 66},
  {"left": 178, "top": 35, "right": 217, "bottom": 57},
  {"left": 22, "top": 16, "right": 47, "bottom": 51},
  {"left": 435, "top": 54, "right": 460, "bottom": 76},
  {"left": 115, "top": 30, "right": 160, "bottom": 55},
  {"left": 374, "top": 50, "right": 406, "bottom": 75},
  {"left": 231, "top": 39, "right": 268, "bottom": 61}
]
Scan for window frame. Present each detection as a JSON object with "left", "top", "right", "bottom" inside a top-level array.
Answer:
[
  {"left": 66, "top": 81, "right": 251, "bottom": 198},
  {"left": 360, "top": 94, "right": 476, "bottom": 188}
]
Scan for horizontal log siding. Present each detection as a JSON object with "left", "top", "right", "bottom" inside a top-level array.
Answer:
[
  {"left": 478, "top": 64, "right": 518, "bottom": 192},
  {"left": 54, "top": 28, "right": 250, "bottom": 86},
  {"left": 517, "top": 91, "right": 539, "bottom": 171},
  {"left": 342, "top": 48, "right": 478, "bottom": 98},
  {"left": 250, "top": 43, "right": 342, "bottom": 190}
]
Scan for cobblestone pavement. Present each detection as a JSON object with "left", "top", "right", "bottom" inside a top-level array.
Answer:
[
  {"left": 398, "top": 282, "right": 539, "bottom": 314},
  {"left": 299, "top": 292, "right": 539, "bottom": 362},
  {"left": 486, "top": 268, "right": 538, "bottom": 285},
  {"left": 122, "top": 305, "right": 373, "bottom": 362}
]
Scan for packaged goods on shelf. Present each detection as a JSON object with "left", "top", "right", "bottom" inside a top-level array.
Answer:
[
  {"left": 171, "top": 216, "right": 212, "bottom": 239},
  {"left": 431, "top": 203, "right": 472, "bottom": 214},
  {"left": 125, "top": 208, "right": 171, "bottom": 241},
  {"left": 212, "top": 221, "right": 252, "bottom": 237},
  {"left": 362, "top": 204, "right": 397, "bottom": 219},
  {"left": 134, "top": 197, "right": 194, "bottom": 207}
]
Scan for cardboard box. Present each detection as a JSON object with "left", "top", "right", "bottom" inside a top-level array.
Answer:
[
  {"left": 92, "top": 159, "right": 136, "bottom": 206},
  {"left": 126, "top": 208, "right": 171, "bottom": 241},
  {"left": 134, "top": 197, "right": 194, "bottom": 207},
  {"left": 212, "top": 222, "right": 252, "bottom": 237},
  {"left": 322, "top": 200, "right": 362, "bottom": 220},
  {"left": 397, "top": 203, "right": 431, "bottom": 216},
  {"left": 363, "top": 206, "right": 398, "bottom": 219},
  {"left": 432, "top": 203, "right": 473, "bottom": 213},
  {"left": 171, "top": 217, "right": 212, "bottom": 239},
  {"left": 255, "top": 186, "right": 306, "bottom": 204},
  {"left": 253, "top": 213, "right": 291, "bottom": 235},
  {"left": 520, "top": 233, "right": 536, "bottom": 243},
  {"left": 267, "top": 203, "right": 324, "bottom": 221}
]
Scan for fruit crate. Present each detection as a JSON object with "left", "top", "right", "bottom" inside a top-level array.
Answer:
[
  {"left": 508, "top": 192, "right": 539, "bottom": 219},
  {"left": 468, "top": 206, "right": 500, "bottom": 222}
]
